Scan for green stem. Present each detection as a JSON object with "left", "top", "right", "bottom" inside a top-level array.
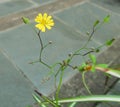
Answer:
[
  {"left": 42, "top": 95, "right": 120, "bottom": 105},
  {"left": 40, "top": 60, "right": 51, "bottom": 68},
  {"left": 37, "top": 30, "right": 43, "bottom": 61},
  {"left": 55, "top": 67, "right": 64, "bottom": 106},
  {"left": 57, "top": 95, "right": 120, "bottom": 103},
  {"left": 82, "top": 71, "right": 92, "bottom": 95},
  {"left": 34, "top": 90, "right": 57, "bottom": 107},
  {"left": 70, "top": 25, "right": 96, "bottom": 61},
  {"left": 85, "top": 27, "right": 96, "bottom": 46}
]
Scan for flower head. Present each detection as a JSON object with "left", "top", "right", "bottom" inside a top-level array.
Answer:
[{"left": 35, "top": 13, "right": 54, "bottom": 32}]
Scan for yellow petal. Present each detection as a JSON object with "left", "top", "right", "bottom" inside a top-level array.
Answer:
[
  {"left": 46, "top": 25, "right": 51, "bottom": 29},
  {"left": 35, "top": 15, "right": 42, "bottom": 23},
  {"left": 41, "top": 26, "right": 46, "bottom": 32},
  {"left": 47, "top": 22, "right": 54, "bottom": 26},
  {"left": 35, "top": 24, "right": 44, "bottom": 30},
  {"left": 38, "top": 13, "right": 43, "bottom": 19},
  {"left": 47, "top": 20, "right": 54, "bottom": 24},
  {"left": 46, "top": 16, "right": 52, "bottom": 22},
  {"left": 43, "top": 13, "right": 48, "bottom": 20}
]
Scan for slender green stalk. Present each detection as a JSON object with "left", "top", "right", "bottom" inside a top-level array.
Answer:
[
  {"left": 37, "top": 30, "right": 43, "bottom": 61},
  {"left": 55, "top": 67, "right": 64, "bottom": 106},
  {"left": 40, "top": 60, "right": 51, "bottom": 68},
  {"left": 82, "top": 71, "right": 92, "bottom": 95},
  {"left": 52, "top": 63, "right": 62, "bottom": 88},
  {"left": 58, "top": 95, "right": 120, "bottom": 103},
  {"left": 34, "top": 90, "right": 58, "bottom": 107},
  {"left": 32, "top": 94, "right": 47, "bottom": 107}
]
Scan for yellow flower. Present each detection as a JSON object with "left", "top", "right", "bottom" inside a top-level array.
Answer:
[{"left": 35, "top": 13, "right": 54, "bottom": 32}]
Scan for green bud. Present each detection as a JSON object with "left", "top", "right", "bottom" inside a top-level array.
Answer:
[
  {"left": 103, "top": 15, "right": 110, "bottom": 23},
  {"left": 106, "top": 38, "right": 115, "bottom": 46},
  {"left": 93, "top": 20, "right": 100, "bottom": 27},
  {"left": 22, "top": 17, "right": 30, "bottom": 24},
  {"left": 77, "top": 63, "right": 86, "bottom": 72},
  {"left": 96, "top": 49, "right": 100, "bottom": 53}
]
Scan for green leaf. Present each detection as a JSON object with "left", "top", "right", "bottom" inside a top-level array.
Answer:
[
  {"left": 106, "top": 69, "right": 120, "bottom": 78},
  {"left": 96, "top": 64, "right": 108, "bottom": 68},
  {"left": 103, "top": 15, "right": 110, "bottom": 23},
  {"left": 96, "top": 66, "right": 120, "bottom": 78},
  {"left": 91, "top": 65, "right": 96, "bottom": 72},
  {"left": 22, "top": 17, "right": 30, "bottom": 24},
  {"left": 93, "top": 20, "right": 100, "bottom": 27},
  {"left": 106, "top": 38, "right": 115, "bottom": 46},
  {"left": 89, "top": 54, "right": 96, "bottom": 64}
]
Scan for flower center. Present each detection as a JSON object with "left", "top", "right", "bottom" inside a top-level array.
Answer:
[{"left": 41, "top": 19, "right": 46, "bottom": 25}]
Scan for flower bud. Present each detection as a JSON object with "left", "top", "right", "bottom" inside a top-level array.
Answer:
[{"left": 49, "top": 41, "right": 52, "bottom": 44}]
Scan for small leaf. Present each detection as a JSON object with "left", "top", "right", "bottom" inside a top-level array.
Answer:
[
  {"left": 89, "top": 54, "right": 96, "bottom": 64},
  {"left": 22, "top": 17, "right": 30, "bottom": 24},
  {"left": 107, "top": 69, "right": 120, "bottom": 78},
  {"left": 103, "top": 15, "right": 110, "bottom": 23},
  {"left": 96, "top": 64, "right": 108, "bottom": 68},
  {"left": 106, "top": 38, "right": 115, "bottom": 46},
  {"left": 91, "top": 65, "right": 96, "bottom": 72},
  {"left": 93, "top": 20, "right": 100, "bottom": 27}
]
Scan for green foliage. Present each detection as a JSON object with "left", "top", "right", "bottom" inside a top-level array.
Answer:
[
  {"left": 91, "top": 65, "right": 96, "bottom": 72},
  {"left": 24, "top": 14, "right": 120, "bottom": 107},
  {"left": 96, "top": 64, "right": 108, "bottom": 68},
  {"left": 89, "top": 54, "right": 96, "bottom": 64},
  {"left": 106, "top": 69, "right": 120, "bottom": 78}
]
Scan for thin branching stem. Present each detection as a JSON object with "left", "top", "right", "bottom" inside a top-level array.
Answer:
[
  {"left": 37, "top": 30, "right": 51, "bottom": 68},
  {"left": 83, "top": 50, "right": 95, "bottom": 56},
  {"left": 69, "top": 25, "right": 96, "bottom": 61}
]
